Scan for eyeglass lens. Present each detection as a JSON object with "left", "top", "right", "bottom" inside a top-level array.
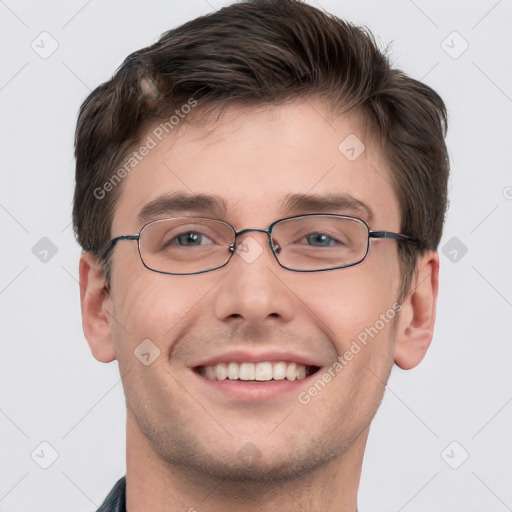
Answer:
[{"left": 138, "top": 216, "right": 370, "bottom": 274}]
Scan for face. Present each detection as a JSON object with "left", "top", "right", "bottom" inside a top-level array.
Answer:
[{"left": 99, "top": 98, "right": 410, "bottom": 481}]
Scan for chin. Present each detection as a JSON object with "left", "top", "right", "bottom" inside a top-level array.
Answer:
[{"left": 163, "top": 438, "right": 342, "bottom": 485}]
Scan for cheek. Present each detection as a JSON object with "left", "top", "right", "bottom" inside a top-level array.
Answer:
[
  {"left": 108, "top": 256, "right": 203, "bottom": 358},
  {"left": 298, "top": 257, "right": 400, "bottom": 345}
]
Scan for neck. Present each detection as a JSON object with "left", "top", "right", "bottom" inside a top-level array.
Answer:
[{"left": 125, "top": 412, "right": 365, "bottom": 512}]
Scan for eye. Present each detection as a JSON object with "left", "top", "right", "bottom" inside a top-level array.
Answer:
[
  {"left": 292, "top": 230, "right": 348, "bottom": 248},
  {"left": 277, "top": 219, "right": 352, "bottom": 249},
  {"left": 166, "top": 231, "right": 214, "bottom": 247},
  {"left": 304, "top": 233, "right": 341, "bottom": 247}
]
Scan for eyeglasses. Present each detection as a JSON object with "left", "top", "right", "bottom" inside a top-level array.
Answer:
[{"left": 101, "top": 213, "right": 418, "bottom": 275}]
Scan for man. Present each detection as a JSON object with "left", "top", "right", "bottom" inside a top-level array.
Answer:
[{"left": 73, "top": 0, "right": 449, "bottom": 510}]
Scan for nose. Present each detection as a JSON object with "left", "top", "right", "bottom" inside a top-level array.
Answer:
[
  {"left": 232, "top": 227, "right": 283, "bottom": 260},
  {"left": 213, "top": 229, "right": 296, "bottom": 327}
]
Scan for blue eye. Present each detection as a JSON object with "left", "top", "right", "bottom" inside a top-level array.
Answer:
[
  {"left": 174, "top": 231, "right": 213, "bottom": 247},
  {"left": 305, "top": 233, "right": 338, "bottom": 247}
]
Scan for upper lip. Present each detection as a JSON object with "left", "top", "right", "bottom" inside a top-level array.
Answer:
[{"left": 191, "top": 350, "right": 324, "bottom": 368}]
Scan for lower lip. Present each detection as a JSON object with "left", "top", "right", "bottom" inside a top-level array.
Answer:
[{"left": 192, "top": 369, "right": 320, "bottom": 401}]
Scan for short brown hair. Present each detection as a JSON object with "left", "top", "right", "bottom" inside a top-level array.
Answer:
[{"left": 73, "top": 0, "right": 449, "bottom": 298}]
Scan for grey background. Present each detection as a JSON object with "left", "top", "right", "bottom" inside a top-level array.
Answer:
[{"left": 0, "top": 0, "right": 511, "bottom": 510}]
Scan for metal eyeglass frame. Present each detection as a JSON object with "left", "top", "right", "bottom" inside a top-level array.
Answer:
[{"left": 100, "top": 213, "right": 418, "bottom": 275}]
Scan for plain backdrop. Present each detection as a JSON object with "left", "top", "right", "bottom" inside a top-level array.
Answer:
[{"left": 1, "top": 0, "right": 511, "bottom": 510}]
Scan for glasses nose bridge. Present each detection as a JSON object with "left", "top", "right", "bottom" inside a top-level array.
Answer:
[
  {"left": 234, "top": 226, "right": 272, "bottom": 243},
  {"left": 235, "top": 227, "right": 271, "bottom": 237},
  {"left": 233, "top": 226, "right": 276, "bottom": 252}
]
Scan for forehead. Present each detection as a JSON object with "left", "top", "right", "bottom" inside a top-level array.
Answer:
[{"left": 111, "top": 98, "right": 400, "bottom": 232}]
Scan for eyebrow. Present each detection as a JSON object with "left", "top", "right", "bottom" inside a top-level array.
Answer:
[
  {"left": 137, "top": 192, "right": 228, "bottom": 223},
  {"left": 282, "top": 192, "right": 374, "bottom": 221},
  {"left": 137, "top": 191, "right": 374, "bottom": 224}
]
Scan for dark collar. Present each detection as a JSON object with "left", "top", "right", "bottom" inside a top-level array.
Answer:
[{"left": 96, "top": 476, "right": 126, "bottom": 512}]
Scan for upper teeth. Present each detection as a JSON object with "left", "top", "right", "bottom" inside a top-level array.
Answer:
[{"left": 200, "top": 361, "right": 308, "bottom": 381}]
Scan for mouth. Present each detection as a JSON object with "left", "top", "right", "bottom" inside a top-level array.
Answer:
[{"left": 195, "top": 361, "right": 321, "bottom": 382}]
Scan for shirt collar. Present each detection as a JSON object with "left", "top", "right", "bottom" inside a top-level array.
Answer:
[{"left": 96, "top": 476, "right": 126, "bottom": 512}]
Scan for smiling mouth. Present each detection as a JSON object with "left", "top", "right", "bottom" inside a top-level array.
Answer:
[{"left": 196, "top": 361, "right": 321, "bottom": 382}]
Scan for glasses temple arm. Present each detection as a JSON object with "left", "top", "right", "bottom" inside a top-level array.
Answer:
[
  {"left": 100, "top": 234, "right": 139, "bottom": 259},
  {"left": 369, "top": 231, "right": 418, "bottom": 243}
]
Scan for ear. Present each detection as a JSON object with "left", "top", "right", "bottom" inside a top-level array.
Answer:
[
  {"left": 394, "top": 250, "right": 439, "bottom": 370},
  {"left": 79, "top": 252, "right": 116, "bottom": 363}
]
